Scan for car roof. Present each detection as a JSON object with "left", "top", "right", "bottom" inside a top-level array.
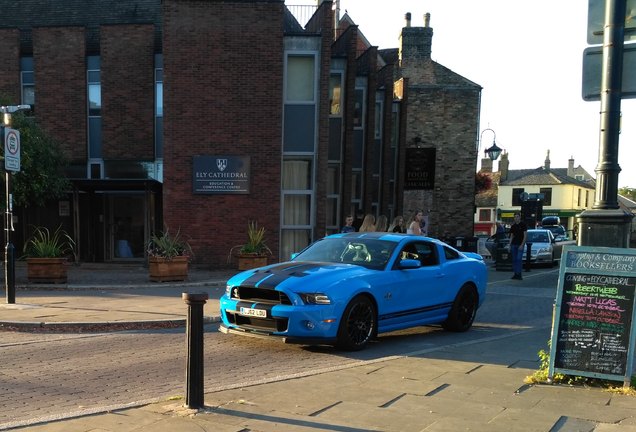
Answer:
[
  {"left": 326, "top": 231, "right": 440, "bottom": 245},
  {"left": 527, "top": 229, "right": 551, "bottom": 233}
]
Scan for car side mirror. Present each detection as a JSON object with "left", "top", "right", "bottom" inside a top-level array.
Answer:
[{"left": 399, "top": 258, "right": 421, "bottom": 269}]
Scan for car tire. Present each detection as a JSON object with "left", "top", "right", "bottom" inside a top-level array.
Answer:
[
  {"left": 336, "top": 295, "right": 376, "bottom": 351},
  {"left": 442, "top": 285, "right": 478, "bottom": 332}
]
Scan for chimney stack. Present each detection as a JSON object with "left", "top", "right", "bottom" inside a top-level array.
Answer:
[
  {"left": 544, "top": 150, "right": 550, "bottom": 171},
  {"left": 480, "top": 158, "right": 493, "bottom": 173},
  {"left": 499, "top": 152, "right": 509, "bottom": 181},
  {"left": 399, "top": 11, "right": 433, "bottom": 69},
  {"left": 568, "top": 156, "right": 575, "bottom": 177}
]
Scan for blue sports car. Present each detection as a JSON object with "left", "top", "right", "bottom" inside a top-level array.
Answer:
[{"left": 219, "top": 232, "right": 488, "bottom": 350}]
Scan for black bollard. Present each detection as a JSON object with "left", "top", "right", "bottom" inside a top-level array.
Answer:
[
  {"left": 182, "top": 292, "right": 208, "bottom": 409},
  {"left": 525, "top": 242, "right": 532, "bottom": 272}
]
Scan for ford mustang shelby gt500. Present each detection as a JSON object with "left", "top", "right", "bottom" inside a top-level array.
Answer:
[{"left": 219, "top": 232, "right": 487, "bottom": 350}]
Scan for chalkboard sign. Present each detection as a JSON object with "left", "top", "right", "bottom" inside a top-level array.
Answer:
[{"left": 549, "top": 246, "right": 636, "bottom": 386}]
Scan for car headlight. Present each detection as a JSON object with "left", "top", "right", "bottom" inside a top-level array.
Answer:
[
  {"left": 225, "top": 285, "right": 233, "bottom": 296},
  {"left": 538, "top": 247, "right": 549, "bottom": 254},
  {"left": 299, "top": 293, "right": 331, "bottom": 305}
]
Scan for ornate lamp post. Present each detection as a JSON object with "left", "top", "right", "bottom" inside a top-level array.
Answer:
[
  {"left": 577, "top": 0, "right": 633, "bottom": 247},
  {"left": 475, "top": 128, "right": 504, "bottom": 239},
  {"left": 479, "top": 128, "right": 503, "bottom": 162}
]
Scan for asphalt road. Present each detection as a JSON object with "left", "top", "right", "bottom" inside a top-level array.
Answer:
[{"left": 0, "top": 266, "right": 560, "bottom": 429}]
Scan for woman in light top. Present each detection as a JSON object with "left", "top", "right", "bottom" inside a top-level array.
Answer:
[
  {"left": 406, "top": 210, "right": 423, "bottom": 235},
  {"left": 358, "top": 214, "right": 376, "bottom": 232}
]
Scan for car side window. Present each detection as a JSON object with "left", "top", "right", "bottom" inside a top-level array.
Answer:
[
  {"left": 414, "top": 242, "right": 438, "bottom": 266},
  {"left": 443, "top": 246, "right": 460, "bottom": 261},
  {"left": 398, "top": 242, "right": 439, "bottom": 267},
  {"left": 400, "top": 243, "right": 419, "bottom": 261}
]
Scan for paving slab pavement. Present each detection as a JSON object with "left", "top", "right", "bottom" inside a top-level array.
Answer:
[{"left": 1, "top": 261, "right": 635, "bottom": 431}]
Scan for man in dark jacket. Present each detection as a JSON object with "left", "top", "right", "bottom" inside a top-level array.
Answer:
[{"left": 508, "top": 212, "right": 527, "bottom": 280}]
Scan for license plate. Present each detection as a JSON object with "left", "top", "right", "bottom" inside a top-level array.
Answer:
[{"left": 239, "top": 307, "right": 267, "bottom": 318}]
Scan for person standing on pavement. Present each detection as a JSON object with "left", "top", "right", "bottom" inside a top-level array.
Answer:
[
  {"left": 358, "top": 214, "right": 376, "bottom": 232},
  {"left": 352, "top": 210, "right": 364, "bottom": 232},
  {"left": 375, "top": 215, "right": 388, "bottom": 232},
  {"left": 508, "top": 212, "right": 527, "bottom": 280},
  {"left": 341, "top": 215, "right": 355, "bottom": 233},
  {"left": 388, "top": 215, "right": 405, "bottom": 233},
  {"left": 406, "top": 210, "right": 423, "bottom": 235}
]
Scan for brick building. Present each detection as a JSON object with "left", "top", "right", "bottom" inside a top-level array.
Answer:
[{"left": 0, "top": 0, "right": 481, "bottom": 267}]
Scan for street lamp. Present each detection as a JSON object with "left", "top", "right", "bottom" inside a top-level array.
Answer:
[
  {"left": 479, "top": 128, "right": 503, "bottom": 161},
  {"left": 2, "top": 104, "right": 30, "bottom": 304}
]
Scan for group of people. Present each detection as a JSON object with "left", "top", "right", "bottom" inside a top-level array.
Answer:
[{"left": 341, "top": 210, "right": 427, "bottom": 235}]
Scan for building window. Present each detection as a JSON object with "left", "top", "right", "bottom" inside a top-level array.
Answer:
[
  {"left": 577, "top": 188, "right": 582, "bottom": 206},
  {"left": 20, "top": 57, "right": 35, "bottom": 111},
  {"left": 281, "top": 158, "right": 313, "bottom": 261},
  {"left": 87, "top": 55, "right": 102, "bottom": 172},
  {"left": 585, "top": 190, "right": 589, "bottom": 207},
  {"left": 479, "top": 209, "right": 491, "bottom": 222},
  {"left": 575, "top": 174, "right": 584, "bottom": 181},
  {"left": 512, "top": 188, "right": 525, "bottom": 206},
  {"left": 539, "top": 187, "right": 552, "bottom": 206},
  {"left": 329, "top": 73, "right": 342, "bottom": 116},
  {"left": 155, "top": 54, "right": 163, "bottom": 162},
  {"left": 286, "top": 55, "right": 315, "bottom": 102},
  {"left": 326, "top": 164, "right": 340, "bottom": 232},
  {"left": 353, "top": 88, "right": 364, "bottom": 128},
  {"left": 374, "top": 99, "right": 382, "bottom": 139}
]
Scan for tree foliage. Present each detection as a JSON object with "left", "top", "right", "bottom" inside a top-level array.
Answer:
[
  {"left": 475, "top": 172, "right": 492, "bottom": 194},
  {"left": 2, "top": 113, "right": 70, "bottom": 207},
  {"left": 619, "top": 187, "right": 636, "bottom": 202}
]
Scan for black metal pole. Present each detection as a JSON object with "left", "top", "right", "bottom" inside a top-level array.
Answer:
[
  {"left": 4, "top": 169, "right": 15, "bottom": 304},
  {"left": 593, "top": 0, "right": 625, "bottom": 210},
  {"left": 525, "top": 242, "right": 532, "bottom": 272},
  {"left": 182, "top": 292, "right": 208, "bottom": 409}
]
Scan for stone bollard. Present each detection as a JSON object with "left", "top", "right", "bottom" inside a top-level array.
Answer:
[{"left": 182, "top": 292, "right": 208, "bottom": 409}]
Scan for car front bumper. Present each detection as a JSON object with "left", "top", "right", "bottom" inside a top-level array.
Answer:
[{"left": 219, "top": 296, "right": 341, "bottom": 343}]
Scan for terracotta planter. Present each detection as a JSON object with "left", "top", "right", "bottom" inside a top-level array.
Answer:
[
  {"left": 148, "top": 256, "right": 189, "bottom": 282},
  {"left": 26, "top": 257, "right": 68, "bottom": 284},
  {"left": 237, "top": 254, "right": 269, "bottom": 271}
]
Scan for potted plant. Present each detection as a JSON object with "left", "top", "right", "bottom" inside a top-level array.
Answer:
[
  {"left": 146, "top": 228, "right": 193, "bottom": 282},
  {"left": 23, "top": 225, "right": 75, "bottom": 283},
  {"left": 229, "top": 221, "right": 272, "bottom": 270}
]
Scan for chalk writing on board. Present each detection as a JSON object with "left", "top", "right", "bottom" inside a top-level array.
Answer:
[{"left": 554, "top": 273, "right": 634, "bottom": 376}]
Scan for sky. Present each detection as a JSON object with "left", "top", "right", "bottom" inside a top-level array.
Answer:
[{"left": 288, "top": 0, "right": 636, "bottom": 188}]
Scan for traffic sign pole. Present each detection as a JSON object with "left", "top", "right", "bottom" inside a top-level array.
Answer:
[{"left": 1, "top": 125, "right": 15, "bottom": 303}]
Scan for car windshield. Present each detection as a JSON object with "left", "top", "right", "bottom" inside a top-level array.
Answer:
[
  {"left": 527, "top": 232, "right": 549, "bottom": 243},
  {"left": 293, "top": 238, "right": 397, "bottom": 270}
]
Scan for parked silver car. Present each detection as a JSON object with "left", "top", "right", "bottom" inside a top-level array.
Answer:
[{"left": 526, "top": 229, "right": 576, "bottom": 265}]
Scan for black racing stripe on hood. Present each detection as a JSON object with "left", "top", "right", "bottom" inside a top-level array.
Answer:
[{"left": 240, "top": 262, "right": 325, "bottom": 288}]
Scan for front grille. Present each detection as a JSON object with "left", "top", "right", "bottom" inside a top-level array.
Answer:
[
  {"left": 231, "top": 286, "right": 292, "bottom": 305},
  {"left": 225, "top": 310, "right": 288, "bottom": 332}
]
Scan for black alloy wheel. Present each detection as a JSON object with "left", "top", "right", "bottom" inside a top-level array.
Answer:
[
  {"left": 442, "top": 285, "right": 478, "bottom": 332},
  {"left": 336, "top": 295, "right": 376, "bottom": 351}
]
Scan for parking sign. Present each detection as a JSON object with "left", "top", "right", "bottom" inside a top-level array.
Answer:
[{"left": 4, "top": 127, "right": 20, "bottom": 172}]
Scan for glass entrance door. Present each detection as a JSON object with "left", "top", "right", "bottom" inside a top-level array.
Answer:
[{"left": 109, "top": 194, "right": 145, "bottom": 260}]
